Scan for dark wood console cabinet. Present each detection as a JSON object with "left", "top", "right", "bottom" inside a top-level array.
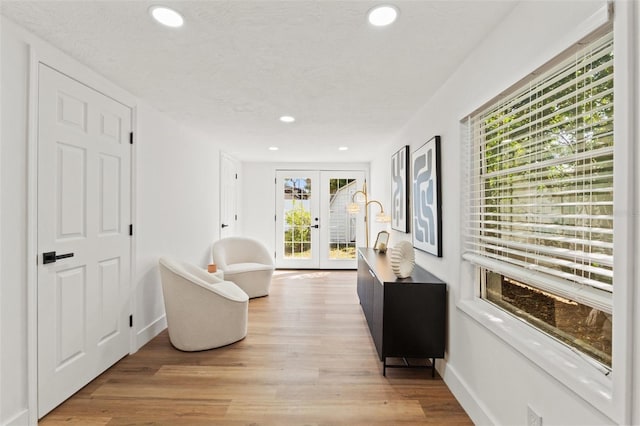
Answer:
[{"left": 357, "top": 247, "right": 446, "bottom": 376}]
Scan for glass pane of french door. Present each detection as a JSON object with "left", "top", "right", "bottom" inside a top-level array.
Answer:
[{"left": 283, "top": 177, "right": 312, "bottom": 259}]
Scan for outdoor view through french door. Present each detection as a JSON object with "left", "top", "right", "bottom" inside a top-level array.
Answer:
[{"left": 275, "top": 170, "right": 365, "bottom": 269}]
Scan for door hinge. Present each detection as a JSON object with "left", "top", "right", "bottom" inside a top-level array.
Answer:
[
  {"left": 129, "top": 132, "right": 133, "bottom": 144},
  {"left": 235, "top": 214, "right": 238, "bottom": 221},
  {"left": 235, "top": 173, "right": 238, "bottom": 179},
  {"left": 129, "top": 315, "right": 133, "bottom": 328},
  {"left": 129, "top": 224, "right": 133, "bottom": 236}
]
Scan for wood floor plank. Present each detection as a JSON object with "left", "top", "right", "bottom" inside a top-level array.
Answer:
[
  {"left": 90, "top": 381, "right": 279, "bottom": 402},
  {"left": 41, "top": 399, "right": 230, "bottom": 423},
  {"left": 224, "top": 399, "right": 427, "bottom": 424},
  {"left": 156, "top": 365, "right": 321, "bottom": 384},
  {"left": 274, "top": 383, "right": 400, "bottom": 401},
  {"left": 39, "top": 270, "right": 472, "bottom": 425}
]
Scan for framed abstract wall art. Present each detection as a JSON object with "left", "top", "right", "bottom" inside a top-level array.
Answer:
[
  {"left": 411, "top": 136, "right": 442, "bottom": 257},
  {"left": 391, "top": 145, "right": 410, "bottom": 232}
]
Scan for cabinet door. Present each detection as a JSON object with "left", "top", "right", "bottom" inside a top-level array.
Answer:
[
  {"left": 357, "top": 254, "right": 374, "bottom": 332},
  {"left": 384, "top": 284, "right": 446, "bottom": 358},
  {"left": 372, "top": 278, "right": 384, "bottom": 359},
  {"left": 357, "top": 253, "right": 367, "bottom": 306}
]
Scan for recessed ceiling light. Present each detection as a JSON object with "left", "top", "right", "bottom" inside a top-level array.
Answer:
[
  {"left": 269, "top": 147, "right": 279, "bottom": 151},
  {"left": 338, "top": 147, "right": 349, "bottom": 151},
  {"left": 149, "top": 6, "right": 184, "bottom": 28},
  {"left": 279, "top": 115, "right": 295, "bottom": 123},
  {"left": 367, "top": 5, "right": 398, "bottom": 27}
]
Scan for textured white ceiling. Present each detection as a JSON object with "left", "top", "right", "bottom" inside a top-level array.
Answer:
[{"left": 1, "top": 1, "right": 517, "bottom": 162}]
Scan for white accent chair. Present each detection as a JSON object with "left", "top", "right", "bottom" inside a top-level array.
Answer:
[
  {"left": 212, "top": 237, "right": 275, "bottom": 298},
  {"left": 158, "top": 257, "right": 248, "bottom": 351}
]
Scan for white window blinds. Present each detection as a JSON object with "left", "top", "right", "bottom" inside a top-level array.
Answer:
[{"left": 462, "top": 31, "right": 614, "bottom": 313}]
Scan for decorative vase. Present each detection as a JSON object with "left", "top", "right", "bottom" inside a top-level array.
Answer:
[{"left": 390, "top": 241, "right": 415, "bottom": 278}]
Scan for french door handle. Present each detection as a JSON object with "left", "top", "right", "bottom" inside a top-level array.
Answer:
[
  {"left": 310, "top": 225, "right": 319, "bottom": 229},
  {"left": 221, "top": 223, "right": 229, "bottom": 228},
  {"left": 42, "top": 251, "right": 74, "bottom": 264}
]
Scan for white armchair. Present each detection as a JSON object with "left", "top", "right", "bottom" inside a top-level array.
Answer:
[
  {"left": 212, "top": 237, "right": 275, "bottom": 298},
  {"left": 158, "top": 257, "right": 248, "bottom": 351}
]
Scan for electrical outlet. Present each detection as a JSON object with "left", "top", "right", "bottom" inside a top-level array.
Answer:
[{"left": 527, "top": 405, "right": 543, "bottom": 426}]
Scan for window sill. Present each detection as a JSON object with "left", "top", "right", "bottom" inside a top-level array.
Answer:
[{"left": 457, "top": 298, "right": 616, "bottom": 420}]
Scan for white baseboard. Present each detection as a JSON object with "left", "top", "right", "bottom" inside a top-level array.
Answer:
[
  {"left": 3, "top": 409, "right": 30, "bottom": 426},
  {"left": 135, "top": 314, "right": 166, "bottom": 352},
  {"left": 440, "top": 362, "right": 497, "bottom": 426}
]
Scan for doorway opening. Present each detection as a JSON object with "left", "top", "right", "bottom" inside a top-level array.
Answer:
[{"left": 275, "top": 170, "right": 365, "bottom": 269}]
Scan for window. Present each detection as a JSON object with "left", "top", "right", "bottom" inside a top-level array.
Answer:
[{"left": 463, "top": 30, "right": 614, "bottom": 368}]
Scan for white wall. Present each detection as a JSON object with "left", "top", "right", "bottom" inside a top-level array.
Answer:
[
  {"left": 133, "top": 101, "right": 221, "bottom": 348},
  {"left": 368, "top": 1, "right": 636, "bottom": 425},
  {"left": 1, "top": 20, "right": 30, "bottom": 425},
  {"left": 0, "top": 15, "right": 3, "bottom": 425},
  {"left": 0, "top": 17, "right": 222, "bottom": 424},
  {"left": 632, "top": 1, "right": 640, "bottom": 421},
  {"left": 242, "top": 162, "right": 369, "bottom": 255}
]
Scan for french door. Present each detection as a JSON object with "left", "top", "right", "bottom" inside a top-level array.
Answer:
[{"left": 275, "top": 170, "right": 365, "bottom": 269}]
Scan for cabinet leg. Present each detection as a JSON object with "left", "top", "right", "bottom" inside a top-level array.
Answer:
[
  {"left": 383, "top": 357, "right": 386, "bottom": 376},
  {"left": 431, "top": 358, "right": 436, "bottom": 378}
]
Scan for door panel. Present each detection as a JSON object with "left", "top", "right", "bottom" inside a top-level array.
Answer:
[
  {"left": 99, "top": 155, "right": 121, "bottom": 235},
  {"left": 57, "top": 143, "right": 87, "bottom": 239},
  {"left": 56, "top": 266, "right": 87, "bottom": 366},
  {"left": 98, "top": 258, "right": 121, "bottom": 342},
  {"left": 37, "top": 64, "right": 131, "bottom": 417}
]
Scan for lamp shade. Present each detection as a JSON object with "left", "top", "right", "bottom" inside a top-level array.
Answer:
[
  {"left": 376, "top": 212, "right": 391, "bottom": 223},
  {"left": 347, "top": 202, "right": 361, "bottom": 214}
]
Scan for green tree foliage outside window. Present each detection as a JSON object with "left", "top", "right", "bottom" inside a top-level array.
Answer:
[
  {"left": 469, "top": 31, "right": 614, "bottom": 367},
  {"left": 480, "top": 36, "right": 614, "bottom": 288},
  {"left": 284, "top": 200, "right": 311, "bottom": 255}
]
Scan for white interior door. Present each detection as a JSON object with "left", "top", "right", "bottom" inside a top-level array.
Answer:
[
  {"left": 275, "top": 170, "right": 364, "bottom": 269},
  {"left": 220, "top": 153, "right": 238, "bottom": 238},
  {"left": 37, "top": 64, "right": 132, "bottom": 417}
]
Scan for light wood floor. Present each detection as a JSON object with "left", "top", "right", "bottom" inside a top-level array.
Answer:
[{"left": 40, "top": 270, "right": 472, "bottom": 425}]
